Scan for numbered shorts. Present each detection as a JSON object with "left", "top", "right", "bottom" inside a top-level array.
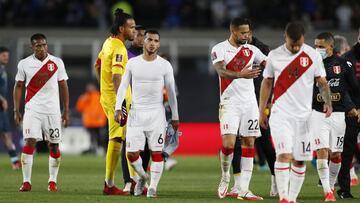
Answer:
[
  {"left": 126, "top": 108, "right": 166, "bottom": 152},
  {"left": 23, "top": 110, "right": 61, "bottom": 143},
  {"left": 219, "top": 103, "right": 260, "bottom": 137},
  {"left": 101, "top": 103, "right": 127, "bottom": 141},
  {"left": 269, "top": 112, "right": 312, "bottom": 161},
  {"left": 310, "top": 110, "right": 345, "bottom": 152}
]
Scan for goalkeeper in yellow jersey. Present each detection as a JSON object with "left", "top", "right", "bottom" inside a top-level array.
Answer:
[{"left": 99, "top": 8, "right": 135, "bottom": 195}]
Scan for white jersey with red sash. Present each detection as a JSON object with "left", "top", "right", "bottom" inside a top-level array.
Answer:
[
  {"left": 211, "top": 40, "right": 267, "bottom": 105},
  {"left": 15, "top": 54, "right": 68, "bottom": 115},
  {"left": 263, "top": 44, "right": 326, "bottom": 120}
]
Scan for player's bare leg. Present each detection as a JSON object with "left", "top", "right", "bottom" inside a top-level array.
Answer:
[
  {"left": 1, "top": 132, "right": 21, "bottom": 169},
  {"left": 237, "top": 136, "right": 263, "bottom": 200},
  {"left": 19, "top": 138, "right": 36, "bottom": 192},
  {"left": 218, "top": 134, "right": 235, "bottom": 199},
  {"left": 128, "top": 151, "right": 149, "bottom": 196},
  {"left": 147, "top": 151, "right": 164, "bottom": 198},
  {"left": 274, "top": 153, "right": 291, "bottom": 203},
  {"left": 48, "top": 143, "right": 61, "bottom": 192}
]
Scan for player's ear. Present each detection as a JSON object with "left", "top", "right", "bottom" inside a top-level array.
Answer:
[{"left": 119, "top": 26, "right": 125, "bottom": 34}]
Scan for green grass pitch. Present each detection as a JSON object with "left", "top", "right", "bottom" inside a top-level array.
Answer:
[{"left": 0, "top": 155, "right": 359, "bottom": 203}]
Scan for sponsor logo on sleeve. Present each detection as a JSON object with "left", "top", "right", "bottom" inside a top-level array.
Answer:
[{"left": 116, "top": 54, "right": 123, "bottom": 62}]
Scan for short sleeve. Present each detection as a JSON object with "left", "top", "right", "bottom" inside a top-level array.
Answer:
[
  {"left": 252, "top": 46, "right": 267, "bottom": 64},
  {"left": 313, "top": 52, "right": 326, "bottom": 78},
  {"left": 262, "top": 52, "right": 274, "bottom": 78},
  {"left": 211, "top": 44, "right": 224, "bottom": 65},
  {"left": 57, "top": 58, "right": 69, "bottom": 81},
  {"left": 15, "top": 60, "right": 25, "bottom": 82},
  {"left": 95, "top": 51, "right": 102, "bottom": 66},
  {"left": 112, "top": 46, "right": 127, "bottom": 75}
]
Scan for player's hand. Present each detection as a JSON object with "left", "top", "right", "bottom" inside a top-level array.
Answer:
[
  {"left": 259, "top": 112, "right": 269, "bottom": 129},
  {"left": 357, "top": 109, "right": 360, "bottom": 123},
  {"left": 171, "top": 120, "right": 179, "bottom": 131},
  {"left": 347, "top": 108, "right": 358, "bottom": 117},
  {"left": 323, "top": 103, "right": 332, "bottom": 118},
  {"left": 14, "top": 110, "right": 22, "bottom": 127},
  {"left": 0, "top": 97, "right": 8, "bottom": 111},
  {"left": 114, "top": 109, "right": 123, "bottom": 123},
  {"left": 62, "top": 111, "right": 69, "bottom": 128},
  {"left": 237, "top": 64, "right": 261, "bottom": 79}
]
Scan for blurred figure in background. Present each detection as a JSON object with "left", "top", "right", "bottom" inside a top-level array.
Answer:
[
  {"left": 334, "top": 35, "right": 350, "bottom": 56},
  {"left": 76, "top": 83, "right": 107, "bottom": 155},
  {"left": 0, "top": 46, "right": 21, "bottom": 170}
]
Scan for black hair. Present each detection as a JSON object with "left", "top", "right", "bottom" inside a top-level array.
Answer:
[
  {"left": 110, "top": 8, "right": 133, "bottom": 35},
  {"left": 30, "top": 33, "right": 47, "bottom": 44},
  {"left": 316, "top": 32, "right": 335, "bottom": 45},
  {"left": 230, "top": 17, "right": 253, "bottom": 30},
  {"left": 145, "top": 29, "right": 160, "bottom": 39},
  {"left": 285, "top": 22, "right": 305, "bottom": 41},
  {"left": 0, "top": 46, "right": 9, "bottom": 53},
  {"left": 135, "top": 25, "right": 146, "bottom": 30}
]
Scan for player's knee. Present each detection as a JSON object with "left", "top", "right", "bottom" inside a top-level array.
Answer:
[
  {"left": 330, "top": 152, "right": 341, "bottom": 161},
  {"left": 276, "top": 153, "right": 292, "bottom": 162},
  {"left": 316, "top": 148, "right": 329, "bottom": 159},
  {"left": 222, "top": 134, "right": 236, "bottom": 148},
  {"left": 127, "top": 152, "right": 140, "bottom": 162},
  {"left": 240, "top": 137, "right": 255, "bottom": 148},
  {"left": 292, "top": 160, "right": 305, "bottom": 167},
  {"left": 24, "top": 138, "right": 36, "bottom": 148}
]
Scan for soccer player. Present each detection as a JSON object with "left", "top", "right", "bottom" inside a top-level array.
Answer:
[
  {"left": 13, "top": 33, "right": 69, "bottom": 192},
  {"left": 114, "top": 30, "right": 179, "bottom": 198},
  {"left": 337, "top": 28, "right": 360, "bottom": 199},
  {"left": 211, "top": 17, "right": 266, "bottom": 200},
  {"left": 311, "top": 32, "right": 360, "bottom": 201},
  {"left": 259, "top": 22, "right": 332, "bottom": 203},
  {"left": 0, "top": 46, "right": 21, "bottom": 170},
  {"left": 227, "top": 24, "right": 277, "bottom": 197},
  {"left": 98, "top": 9, "right": 136, "bottom": 195}
]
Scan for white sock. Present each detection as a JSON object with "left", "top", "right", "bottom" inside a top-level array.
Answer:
[
  {"left": 288, "top": 164, "right": 306, "bottom": 202},
  {"left": 350, "top": 165, "right": 358, "bottom": 179},
  {"left": 219, "top": 149, "right": 233, "bottom": 178},
  {"left": 149, "top": 161, "right": 164, "bottom": 190},
  {"left": 21, "top": 153, "right": 33, "bottom": 183},
  {"left": 49, "top": 156, "right": 61, "bottom": 183},
  {"left": 130, "top": 157, "right": 147, "bottom": 179},
  {"left": 317, "top": 159, "right": 331, "bottom": 193},
  {"left": 239, "top": 157, "right": 253, "bottom": 192},
  {"left": 233, "top": 173, "right": 241, "bottom": 189},
  {"left": 329, "top": 160, "right": 341, "bottom": 189},
  {"left": 274, "top": 161, "right": 290, "bottom": 201}
]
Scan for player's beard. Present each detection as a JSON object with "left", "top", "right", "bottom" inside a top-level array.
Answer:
[
  {"left": 236, "top": 39, "right": 247, "bottom": 45},
  {"left": 146, "top": 47, "right": 159, "bottom": 55}
]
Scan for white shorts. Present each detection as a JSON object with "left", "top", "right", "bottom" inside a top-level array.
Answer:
[
  {"left": 22, "top": 110, "right": 62, "bottom": 144},
  {"left": 269, "top": 112, "right": 312, "bottom": 161},
  {"left": 219, "top": 103, "right": 260, "bottom": 137},
  {"left": 126, "top": 108, "right": 166, "bottom": 152},
  {"left": 310, "top": 110, "right": 345, "bottom": 152}
]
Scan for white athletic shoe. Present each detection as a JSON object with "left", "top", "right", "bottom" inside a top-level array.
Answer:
[
  {"left": 134, "top": 175, "right": 148, "bottom": 196},
  {"left": 217, "top": 175, "right": 230, "bottom": 199},
  {"left": 165, "top": 158, "right": 177, "bottom": 171},
  {"left": 270, "top": 175, "right": 279, "bottom": 197},
  {"left": 147, "top": 187, "right": 157, "bottom": 198},
  {"left": 123, "top": 182, "right": 132, "bottom": 193},
  {"left": 237, "top": 190, "right": 264, "bottom": 201}
]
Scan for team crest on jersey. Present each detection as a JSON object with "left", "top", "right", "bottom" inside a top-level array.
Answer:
[
  {"left": 333, "top": 66, "right": 341, "bottom": 74},
  {"left": 242, "top": 49, "right": 251, "bottom": 57},
  {"left": 47, "top": 63, "right": 55, "bottom": 71},
  {"left": 299, "top": 57, "right": 309, "bottom": 67},
  {"left": 116, "top": 54, "right": 123, "bottom": 62}
]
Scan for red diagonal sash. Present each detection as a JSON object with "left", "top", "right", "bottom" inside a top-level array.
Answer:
[
  {"left": 272, "top": 51, "right": 313, "bottom": 104},
  {"left": 25, "top": 60, "right": 58, "bottom": 103},
  {"left": 220, "top": 47, "right": 253, "bottom": 94}
]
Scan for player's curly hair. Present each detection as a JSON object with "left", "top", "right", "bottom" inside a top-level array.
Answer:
[{"left": 111, "top": 8, "right": 133, "bottom": 35}]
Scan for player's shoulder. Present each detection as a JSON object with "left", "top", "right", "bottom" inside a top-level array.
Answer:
[
  {"left": 48, "top": 54, "right": 64, "bottom": 64},
  {"left": 302, "top": 44, "right": 318, "bottom": 56},
  {"left": 127, "top": 55, "right": 141, "bottom": 64},
  {"left": 334, "top": 55, "right": 352, "bottom": 67},
  {"left": 212, "top": 40, "right": 229, "bottom": 50},
  {"left": 18, "top": 55, "right": 33, "bottom": 65}
]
